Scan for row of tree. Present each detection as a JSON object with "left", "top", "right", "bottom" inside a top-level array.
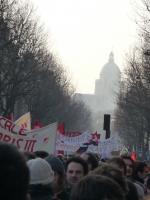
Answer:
[
  {"left": 114, "top": 0, "right": 150, "bottom": 159},
  {"left": 0, "top": 0, "right": 92, "bottom": 131}
]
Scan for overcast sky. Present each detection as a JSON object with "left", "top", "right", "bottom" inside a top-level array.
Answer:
[{"left": 28, "top": 0, "right": 139, "bottom": 93}]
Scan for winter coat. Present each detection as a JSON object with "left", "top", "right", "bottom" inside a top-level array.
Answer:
[
  {"left": 52, "top": 189, "right": 69, "bottom": 200},
  {"left": 29, "top": 184, "right": 53, "bottom": 200}
]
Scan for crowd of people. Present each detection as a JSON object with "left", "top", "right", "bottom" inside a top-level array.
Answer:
[{"left": 1, "top": 142, "right": 150, "bottom": 200}]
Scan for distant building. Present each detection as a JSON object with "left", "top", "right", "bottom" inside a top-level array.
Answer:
[{"left": 75, "top": 52, "right": 121, "bottom": 133}]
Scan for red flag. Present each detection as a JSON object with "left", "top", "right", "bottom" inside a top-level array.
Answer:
[
  {"left": 91, "top": 132, "right": 100, "bottom": 145},
  {"left": 57, "top": 122, "right": 65, "bottom": 134},
  {"left": 57, "top": 123, "right": 65, "bottom": 155},
  {"left": 33, "top": 120, "right": 43, "bottom": 129},
  {"left": 131, "top": 152, "right": 137, "bottom": 161}
]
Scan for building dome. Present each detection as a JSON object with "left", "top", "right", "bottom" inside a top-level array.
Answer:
[
  {"left": 95, "top": 52, "right": 121, "bottom": 98},
  {"left": 100, "top": 52, "right": 121, "bottom": 81}
]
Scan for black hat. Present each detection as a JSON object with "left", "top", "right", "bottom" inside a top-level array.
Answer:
[{"left": 45, "top": 155, "right": 65, "bottom": 176}]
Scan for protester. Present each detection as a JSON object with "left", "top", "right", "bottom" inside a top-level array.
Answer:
[
  {"left": 107, "top": 156, "right": 126, "bottom": 175},
  {"left": 145, "top": 165, "right": 150, "bottom": 192},
  {"left": 27, "top": 157, "right": 54, "bottom": 200},
  {"left": 92, "top": 163, "right": 128, "bottom": 195},
  {"left": 57, "top": 154, "right": 67, "bottom": 166},
  {"left": 65, "top": 156, "right": 88, "bottom": 197},
  {"left": 70, "top": 175, "right": 125, "bottom": 200},
  {"left": 121, "top": 155, "right": 144, "bottom": 199},
  {"left": 107, "top": 157, "right": 141, "bottom": 200},
  {"left": 45, "top": 155, "right": 69, "bottom": 200},
  {"left": 92, "top": 163, "right": 139, "bottom": 200},
  {"left": 126, "top": 180, "right": 139, "bottom": 200},
  {"left": 0, "top": 142, "right": 30, "bottom": 200},
  {"left": 34, "top": 151, "right": 49, "bottom": 159},
  {"left": 133, "top": 161, "right": 148, "bottom": 194},
  {"left": 80, "top": 152, "right": 99, "bottom": 171},
  {"left": 121, "top": 156, "right": 134, "bottom": 178},
  {"left": 66, "top": 156, "right": 88, "bottom": 187}
]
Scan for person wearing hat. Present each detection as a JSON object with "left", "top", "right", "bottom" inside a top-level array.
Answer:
[
  {"left": 27, "top": 157, "right": 54, "bottom": 200},
  {"left": 45, "top": 155, "right": 69, "bottom": 200}
]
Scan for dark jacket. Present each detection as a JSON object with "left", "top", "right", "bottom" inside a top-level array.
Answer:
[
  {"left": 52, "top": 189, "right": 69, "bottom": 200},
  {"left": 29, "top": 184, "right": 53, "bottom": 200}
]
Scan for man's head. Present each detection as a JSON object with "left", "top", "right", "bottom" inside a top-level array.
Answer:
[
  {"left": 0, "top": 142, "right": 29, "bottom": 200},
  {"left": 121, "top": 156, "right": 134, "bottom": 177},
  {"left": 70, "top": 175, "right": 125, "bottom": 200},
  {"left": 66, "top": 156, "right": 88, "bottom": 186},
  {"left": 80, "top": 152, "right": 98, "bottom": 171},
  {"left": 92, "top": 163, "right": 128, "bottom": 195}
]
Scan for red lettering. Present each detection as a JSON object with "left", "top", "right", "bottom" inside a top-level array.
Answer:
[
  {"left": 30, "top": 140, "right": 37, "bottom": 152},
  {"left": 0, "top": 117, "right": 6, "bottom": 128},
  {"left": 16, "top": 139, "right": 24, "bottom": 149},
  {"left": 5, "top": 120, "right": 13, "bottom": 132},
  {"left": 0, "top": 133, "right": 3, "bottom": 140},
  {"left": 24, "top": 140, "right": 36, "bottom": 152},
  {"left": 19, "top": 127, "right": 26, "bottom": 136},
  {"left": 3, "top": 135, "right": 11, "bottom": 143},
  {"left": 10, "top": 124, "right": 18, "bottom": 135},
  {"left": 24, "top": 140, "right": 31, "bottom": 151},
  {"left": 11, "top": 138, "right": 16, "bottom": 144}
]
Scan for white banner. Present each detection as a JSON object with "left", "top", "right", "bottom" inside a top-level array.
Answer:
[
  {"left": 0, "top": 116, "right": 57, "bottom": 153},
  {"left": 98, "top": 136, "right": 122, "bottom": 158},
  {"left": 56, "top": 130, "right": 92, "bottom": 152},
  {"left": 56, "top": 128, "right": 122, "bottom": 156},
  {"left": 56, "top": 142, "right": 80, "bottom": 152}
]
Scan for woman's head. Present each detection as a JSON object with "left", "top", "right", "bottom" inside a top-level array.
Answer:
[{"left": 70, "top": 175, "right": 125, "bottom": 200}]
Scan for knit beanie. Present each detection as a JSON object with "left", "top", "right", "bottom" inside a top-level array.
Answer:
[
  {"left": 45, "top": 155, "right": 65, "bottom": 176},
  {"left": 27, "top": 158, "right": 54, "bottom": 185}
]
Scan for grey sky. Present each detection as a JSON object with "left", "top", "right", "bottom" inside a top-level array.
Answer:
[{"left": 29, "top": 0, "right": 138, "bottom": 93}]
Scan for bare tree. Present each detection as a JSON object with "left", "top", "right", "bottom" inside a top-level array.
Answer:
[
  {"left": 0, "top": 0, "right": 47, "bottom": 116},
  {"left": 0, "top": 0, "right": 92, "bottom": 131},
  {"left": 115, "top": 46, "right": 150, "bottom": 159}
]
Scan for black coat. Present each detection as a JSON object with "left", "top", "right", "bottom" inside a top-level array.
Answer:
[
  {"left": 52, "top": 189, "right": 69, "bottom": 200},
  {"left": 29, "top": 184, "right": 53, "bottom": 200}
]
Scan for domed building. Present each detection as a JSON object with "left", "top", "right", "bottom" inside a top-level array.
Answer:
[
  {"left": 75, "top": 52, "right": 121, "bottom": 132},
  {"left": 94, "top": 52, "right": 121, "bottom": 112}
]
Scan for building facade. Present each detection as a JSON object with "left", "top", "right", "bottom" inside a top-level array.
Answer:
[{"left": 75, "top": 52, "right": 121, "bottom": 133}]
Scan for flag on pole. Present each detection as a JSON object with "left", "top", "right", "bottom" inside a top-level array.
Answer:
[
  {"left": 130, "top": 145, "right": 137, "bottom": 161},
  {"left": 57, "top": 123, "right": 65, "bottom": 155},
  {"left": 15, "top": 112, "right": 31, "bottom": 130},
  {"left": 57, "top": 122, "right": 65, "bottom": 134},
  {"left": 131, "top": 151, "right": 137, "bottom": 161}
]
